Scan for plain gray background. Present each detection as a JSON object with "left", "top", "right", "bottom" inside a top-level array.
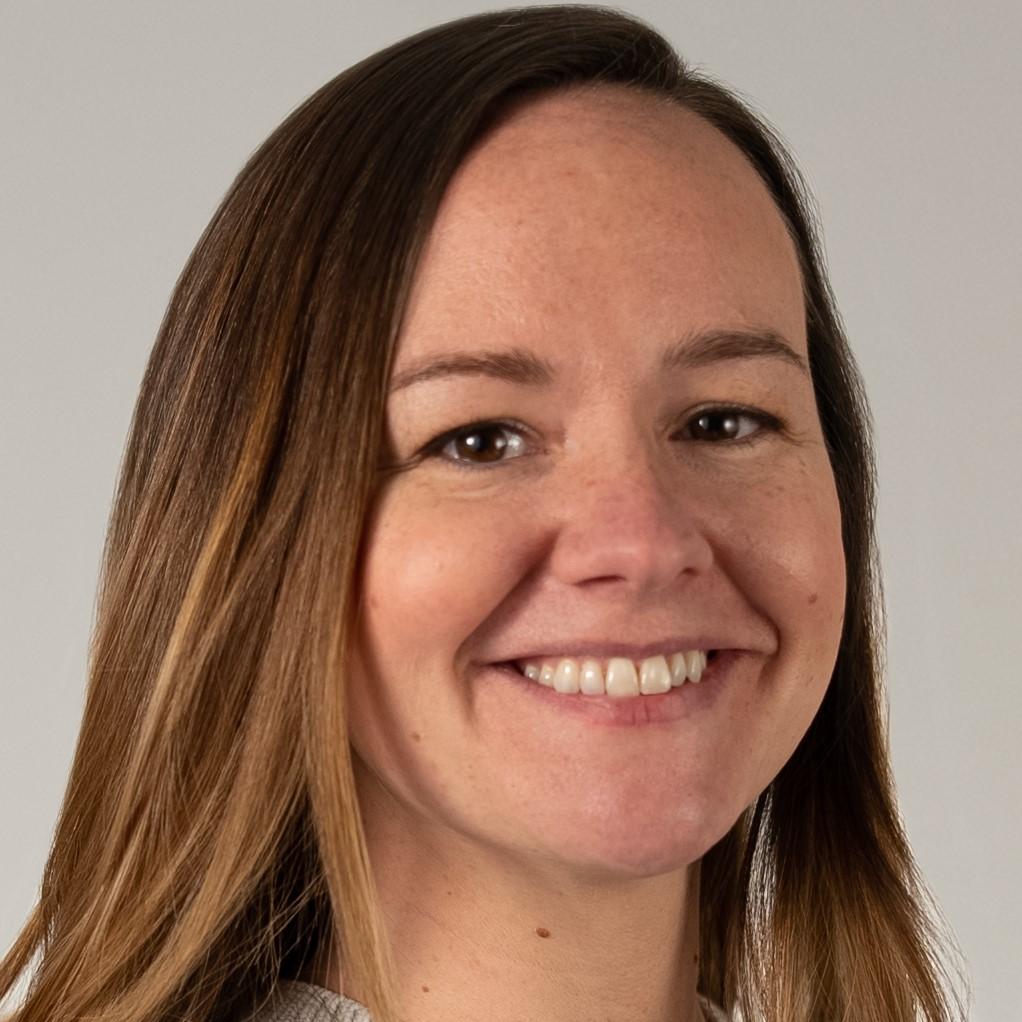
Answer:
[{"left": 2, "top": 2, "right": 1018, "bottom": 1017}]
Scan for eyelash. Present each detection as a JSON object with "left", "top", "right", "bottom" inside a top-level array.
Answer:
[{"left": 418, "top": 405, "right": 785, "bottom": 472}]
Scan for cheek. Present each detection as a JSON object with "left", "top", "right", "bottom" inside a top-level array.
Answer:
[
  {"left": 726, "top": 447, "right": 845, "bottom": 631},
  {"left": 359, "top": 484, "right": 519, "bottom": 652},
  {"left": 347, "top": 482, "right": 524, "bottom": 811},
  {"left": 790, "top": 466, "right": 846, "bottom": 668},
  {"left": 724, "top": 459, "right": 846, "bottom": 773}
]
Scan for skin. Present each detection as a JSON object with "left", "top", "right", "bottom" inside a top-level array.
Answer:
[{"left": 313, "top": 86, "right": 846, "bottom": 1022}]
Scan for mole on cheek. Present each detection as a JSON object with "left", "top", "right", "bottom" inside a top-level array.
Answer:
[
  {"left": 808, "top": 592, "right": 818, "bottom": 605},
  {"left": 535, "top": 927, "right": 551, "bottom": 938},
  {"left": 411, "top": 731, "right": 421, "bottom": 741}
]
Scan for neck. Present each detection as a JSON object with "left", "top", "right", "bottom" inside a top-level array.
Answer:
[{"left": 309, "top": 766, "right": 705, "bottom": 1022}]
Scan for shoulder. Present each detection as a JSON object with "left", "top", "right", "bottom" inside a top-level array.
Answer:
[{"left": 245, "top": 981, "right": 373, "bottom": 1022}]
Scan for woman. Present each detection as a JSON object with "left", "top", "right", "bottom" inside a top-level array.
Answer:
[{"left": 0, "top": 6, "right": 967, "bottom": 1022}]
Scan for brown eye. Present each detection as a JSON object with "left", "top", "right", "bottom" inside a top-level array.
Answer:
[
  {"left": 426, "top": 420, "right": 530, "bottom": 469},
  {"left": 684, "top": 407, "right": 780, "bottom": 445}
]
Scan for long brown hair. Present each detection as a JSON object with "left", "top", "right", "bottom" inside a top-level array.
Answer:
[{"left": 0, "top": 6, "right": 968, "bottom": 1021}]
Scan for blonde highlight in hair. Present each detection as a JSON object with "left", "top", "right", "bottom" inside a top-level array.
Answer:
[{"left": 1, "top": 6, "right": 968, "bottom": 1022}]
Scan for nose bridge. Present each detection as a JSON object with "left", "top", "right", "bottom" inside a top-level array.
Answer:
[
  {"left": 550, "top": 424, "right": 714, "bottom": 588},
  {"left": 578, "top": 436, "right": 691, "bottom": 535}
]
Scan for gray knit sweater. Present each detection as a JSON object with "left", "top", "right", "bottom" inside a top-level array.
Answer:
[{"left": 248, "top": 980, "right": 730, "bottom": 1021}]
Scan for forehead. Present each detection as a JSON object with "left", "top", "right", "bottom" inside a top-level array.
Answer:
[{"left": 399, "top": 86, "right": 805, "bottom": 368}]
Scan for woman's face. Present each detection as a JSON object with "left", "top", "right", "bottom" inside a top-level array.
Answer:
[{"left": 346, "top": 88, "right": 846, "bottom": 878}]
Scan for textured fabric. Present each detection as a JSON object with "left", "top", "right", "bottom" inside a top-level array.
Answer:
[
  {"left": 249, "top": 979, "right": 731, "bottom": 1021},
  {"left": 247, "top": 981, "right": 372, "bottom": 1022}
]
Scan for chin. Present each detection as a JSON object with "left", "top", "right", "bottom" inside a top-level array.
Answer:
[{"left": 535, "top": 809, "right": 739, "bottom": 881}]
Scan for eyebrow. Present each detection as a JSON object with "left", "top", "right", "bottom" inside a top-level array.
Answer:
[{"left": 388, "top": 328, "right": 810, "bottom": 394}]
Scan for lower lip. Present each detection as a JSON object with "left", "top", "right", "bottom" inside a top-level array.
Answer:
[{"left": 487, "top": 651, "right": 742, "bottom": 727}]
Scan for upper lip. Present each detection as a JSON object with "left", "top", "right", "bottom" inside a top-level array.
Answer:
[{"left": 494, "top": 637, "right": 746, "bottom": 664}]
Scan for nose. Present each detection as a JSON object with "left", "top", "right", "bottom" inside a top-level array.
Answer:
[{"left": 545, "top": 447, "right": 714, "bottom": 595}]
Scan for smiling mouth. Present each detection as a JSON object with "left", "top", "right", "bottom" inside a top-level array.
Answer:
[
  {"left": 486, "top": 650, "right": 740, "bottom": 727},
  {"left": 494, "top": 649, "right": 724, "bottom": 698}
]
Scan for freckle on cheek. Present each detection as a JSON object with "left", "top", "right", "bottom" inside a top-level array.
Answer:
[
  {"left": 411, "top": 731, "right": 421, "bottom": 742},
  {"left": 808, "top": 592, "right": 818, "bottom": 605}
]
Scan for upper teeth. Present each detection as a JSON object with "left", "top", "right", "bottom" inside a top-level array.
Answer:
[{"left": 516, "top": 651, "right": 709, "bottom": 697}]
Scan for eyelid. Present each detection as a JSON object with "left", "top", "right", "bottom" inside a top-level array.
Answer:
[{"left": 418, "top": 405, "right": 784, "bottom": 471}]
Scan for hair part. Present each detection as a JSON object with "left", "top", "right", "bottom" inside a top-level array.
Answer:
[{"left": 1, "top": 6, "right": 969, "bottom": 1022}]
